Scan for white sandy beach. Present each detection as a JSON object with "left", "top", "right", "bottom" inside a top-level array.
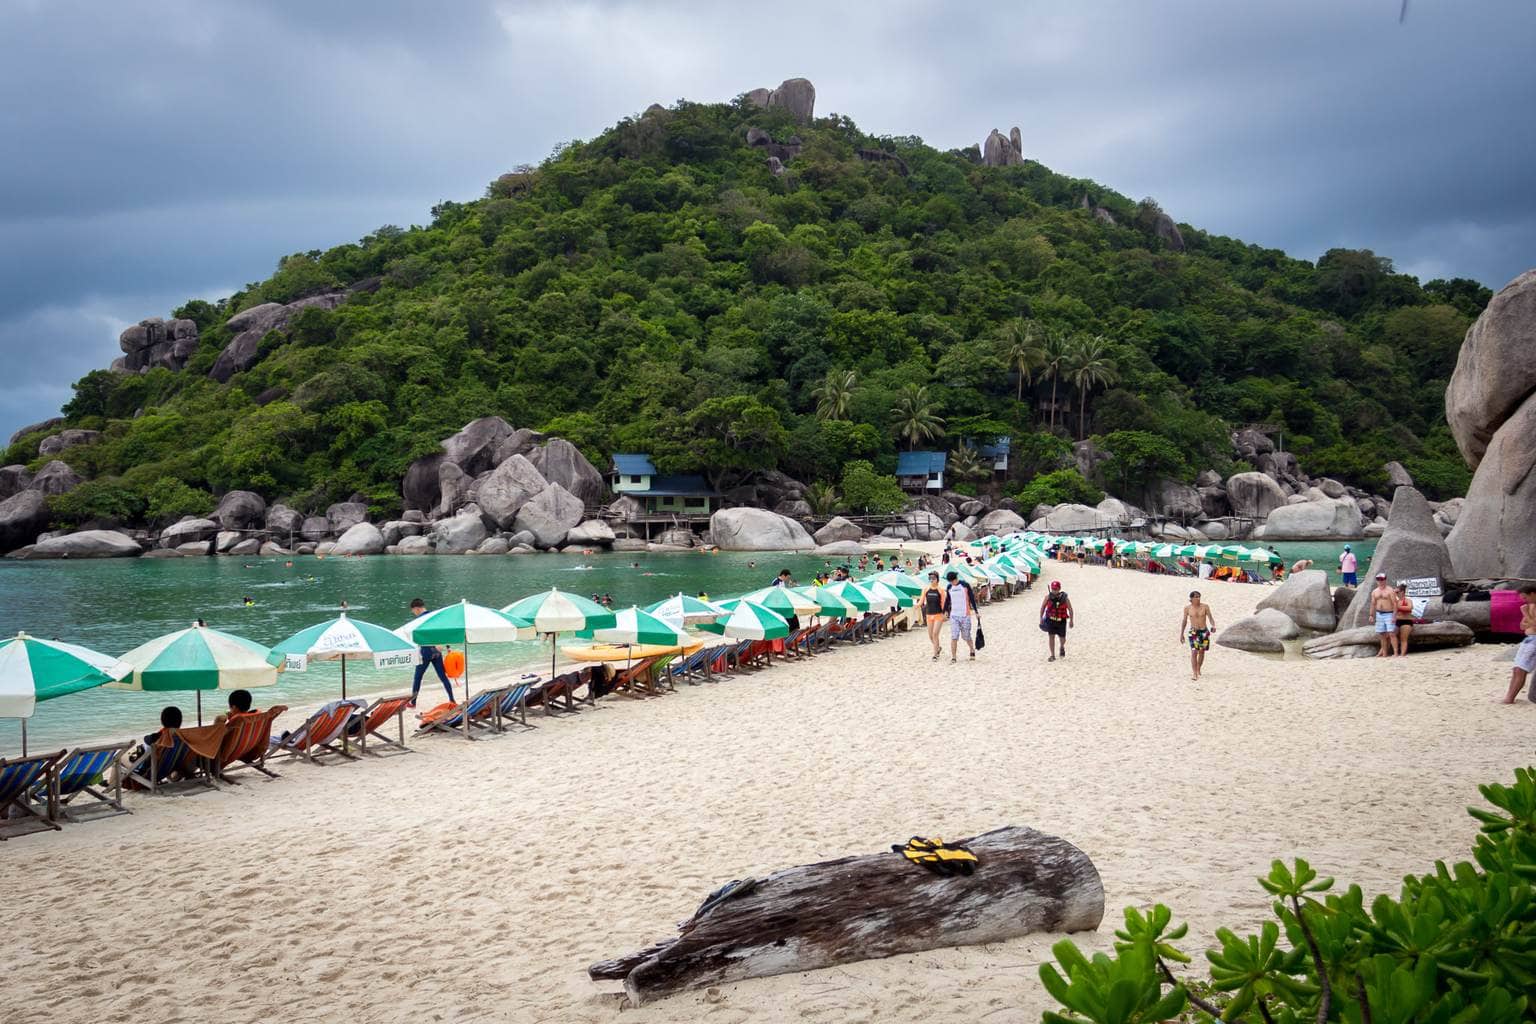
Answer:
[{"left": 4, "top": 553, "right": 1531, "bottom": 1024}]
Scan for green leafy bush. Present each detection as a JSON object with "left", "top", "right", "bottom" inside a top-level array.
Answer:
[
  {"left": 142, "top": 476, "right": 214, "bottom": 524},
  {"left": 840, "top": 460, "right": 906, "bottom": 514},
  {"left": 1016, "top": 469, "right": 1103, "bottom": 511},
  {"left": 47, "top": 479, "right": 147, "bottom": 527},
  {"left": 1039, "top": 767, "right": 1536, "bottom": 1023}
]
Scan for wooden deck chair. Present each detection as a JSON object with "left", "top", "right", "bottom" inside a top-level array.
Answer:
[
  {"left": 608, "top": 657, "right": 659, "bottom": 698},
  {"left": 492, "top": 681, "right": 536, "bottom": 731},
  {"left": 352, "top": 695, "right": 414, "bottom": 755},
  {"left": 414, "top": 687, "right": 505, "bottom": 739},
  {"left": 42, "top": 741, "right": 134, "bottom": 822},
  {"left": 214, "top": 706, "right": 288, "bottom": 782},
  {"left": 532, "top": 670, "right": 580, "bottom": 714},
  {"left": 0, "top": 749, "right": 64, "bottom": 839},
  {"left": 270, "top": 698, "right": 365, "bottom": 763},
  {"left": 124, "top": 731, "right": 205, "bottom": 793}
]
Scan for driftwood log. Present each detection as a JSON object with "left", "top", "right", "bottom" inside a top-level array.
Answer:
[{"left": 590, "top": 825, "right": 1103, "bottom": 1005}]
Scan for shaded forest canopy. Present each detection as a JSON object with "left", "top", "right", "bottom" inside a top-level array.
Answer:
[{"left": 26, "top": 95, "right": 1490, "bottom": 522}]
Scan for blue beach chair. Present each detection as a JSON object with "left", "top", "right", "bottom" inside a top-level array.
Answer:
[
  {"left": 415, "top": 687, "right": 505, "bottom": 739},
  {"left": 0, "top": 750, "right": 64, "bottom": 839},
  {"left": 493, "top": 679, "right": 537, "bottom": 731},
  {"left": 41, "top": 741, "right": 134, "bottom": 822}
]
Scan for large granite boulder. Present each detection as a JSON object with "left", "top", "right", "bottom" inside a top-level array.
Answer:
[
  {"left": 429, "top": 511, "right": 488, "bottom": 553},
  {"left": 1199, "top": 486, "right": 1231, "bottom": 519},
  {"left": 1147, "top": 478, "right": 1202, "bottom": 518},
  {"left": 759, "top": 77, "right": 815, "bottom": 121},
  {"left": 1340, "top": 487, "right": 1455, "bottom": 629},
  {"left": 1028, "top": 503, "right": 1101, "bottom": 532},
  {"left": 977, "top": 509, "right": 1026, "bottom": 535},
  {"left": 1303, "top": 621, "right": 1474, "bottom": 659},
  {"left": 332, "top": 522, "right": 386, "bottom": 556},
  {"left": 476, "top": 454, "right": 547, "bottom": 529},
  {"left": 38, "top": 429, "right": 101, "bottom": 456},
  {"left": 264, "top": 504, "right": 302, "bottom": 536},
  {"left": 709, "top": 507, "right": 815, "bottom": 551},
  {"left": 326, "top": 502, "right": 368, "bottom": 534},
  {"left": 23, "top": 530, "right": 142, "bottom": 559},
  {"left": 524, "top": 438, "right": 603, "bottom": 505},
  {"left": 512, "top": 482, "right": 584, "bottom": 548},
  {"left": 258, "top": 541, "right": 291, "bottom": 557},
  {"left": 775, "top": 498, "right": 813, "bottom": 519},
  {"left": 1383, "top": 461, "right": 1413, "bottom": 489},
  {"left": 1263, "top": 497, "right": 1364, "bottom": 540},
  {"left": 214, "top": 531, "right": 243, "bottom": 554},
  {"left": 210, "top": 293, "right": 344, "bottom": 383},
  {"left": 433, "top": 462, "right": 471, "bottom": 519},
  {"left": 214, "top": 490, "right": 266, "bottom": 531},
  {"left": 117, "top": 316, "right": 198, "bottom": 373},
  {"left": 1445, "top": 270, "right": 1536, "bottom": 578},
  {"left": 815, "top": 540, "right": 866, "bottom": 556},
  {"left": 1150, "top": 211, "right": 1186, "bottom": 251},
  {"left": 981, "top": 128, "right": 1024, "bottom": 167},
  {"left": 300, "top": 516, "right": 331, "bottom": 543},
  {"left": 379, "top": 520, "right": 421, "bottom": 546},
  {"left": 565, "top": 520, "right": 616, "bottom": 546},
  {"left": 492, "top": 427, "right": 544, "bottom": 465},
  {"left": 0, "top": 465, "right": 34, "bottom": 499},
  {"left": 0, "top": 490, "right": 50, "bottom": 552},
  {"left": 1256, "top": 569, "right": 1336, "bottom": 632},
  {"left": 9, "top": 417, "right": 64, "bottom": 446},
  {"left": 909, "top": 494, "right": 959, "bottom": 523},
  {"left": 1226, "top": 472, "right": 1287, "bottom": 520},
  {"left": 1096, "top": 497, "right": 1141, "bottom": 522},
  {"left": 228, "top": 538, "right": 262, "bottom": 556},
  {"left": 441, "top": 416, "right": 514, "bottom": 476},
  {"left": 899, "top": 509, "right": 947, "bottom": 541},
  {"left": 1216, "top": 609, "right": 1301, "bottom": 654},
  {"left": 402, "top": 453, "right": 445, "bottom": 512},
  {"left": 27, "top": 461, "right": 81, "bottom": 496},
  {"left": 394, "top": 534, "right": 433, "bottom": 555},
  {"left": 813, "top": 516, "right": 863, "bottom": 545},
  {"left": 160, "top": 517, "right": 219, "bottom": 547}
]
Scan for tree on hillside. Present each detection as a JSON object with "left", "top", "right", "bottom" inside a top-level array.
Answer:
[
  {"left": 1040, "top": 330, "right": 1072, "bottom": 434},
  {"left": 812, "top": 369, "right": 857, "bottom": 421},
  {"left": 1066, "top": 335, "right": 1118, "bottom": 440},
  {"left": 890, "top": 384, "right": 944, "bottom": 450},
  {"left": 946, "top": 445, "right": 988, "bottom": 484},
  {"left": 999, "top": 319, "right": 1046, "bottom": 407}
]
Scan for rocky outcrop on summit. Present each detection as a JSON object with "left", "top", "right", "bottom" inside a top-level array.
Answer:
[
  {"left": 744, "top": 77, "right": 816, "bottom": 122},
  {"left": 1445, "top": 269, "right": 1536, "bottom": 579},
  {"left": 115, "top": 317, "right": 199, "bottom": 373},
  {"left": 982, "top": 128, "right": 1024, "bottom": 167},
  {"left": 209, "top": 293, "right": 346, "bottom": 383},
  {"left": 38, "top": 429, "right": 101, "bottom": 456},
  {"left": 1150, "top": 211, "right": 1186, "bottom": 252},
  {"left": 9, "top": 417, "right": 64, "bottom": 446}
]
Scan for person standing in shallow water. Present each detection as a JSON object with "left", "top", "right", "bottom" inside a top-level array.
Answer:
[
  {"left": 1339, "top": 545, "right": 1358, "bottom": 587},
  {"left": 1179, "top": 590, "right": 1216, "bottom": 681}
]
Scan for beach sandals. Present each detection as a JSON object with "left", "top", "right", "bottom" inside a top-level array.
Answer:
[{"left": 891, "top": 836, "right": 979, "bottom": 876}]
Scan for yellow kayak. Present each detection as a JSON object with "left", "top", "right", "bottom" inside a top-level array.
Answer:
[{"left": 560, "top": 641, "right": 702, "bottom": 662}]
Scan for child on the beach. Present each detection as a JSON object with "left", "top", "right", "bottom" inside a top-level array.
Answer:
[
  {"left": 1179, "top": 591, "right": 1216, "bottom": 681},
  {"left": 1499, "top": 584, "right": 1536, "bottom": 704}
]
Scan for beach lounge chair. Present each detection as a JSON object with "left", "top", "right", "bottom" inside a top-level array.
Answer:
[
  {"left": 414, "top": 687, "right": 505, "bottom": 739},
  {"left": 41, "top": 741, "right": 134, "bottom": 823},
  {"left": 214, "top": 706, "right": 288, "bottom": 782},
  {"left": 608, "top": 657, "right": 660, "bottom": 698},
  {"left": 270, "top": 698, "right": 366, "bottom": 763},
  {"left": 0, "top": 749, "right": 64, "bottom": 839},
  {"left": 493, "top": 680, "right": 537, "bottom": 730},
  {"left": 124, "top": 731, "right": 207, "bottom": 793},
  {"left": 535, "top": 669, "right": 584, "bottom": 712},
  {"left": 667, "top": 646, "right": 714, "bottom": 683},
  {"left": 352, "top": 695, "right": 414, "bottom": 755}
]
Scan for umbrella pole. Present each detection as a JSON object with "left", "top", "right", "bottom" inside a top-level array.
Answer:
[
  {"left": 21, "top": 718, "right": 27, "bottom": 757},
  {"left": 341, "top": 659, "right": 350, "bottom": 755},
  {"left": 197, "top": 691, "right": 203, "bottom": 726},
  {"left": 463, "top": 646, "right": 471, "bottom": 740}
]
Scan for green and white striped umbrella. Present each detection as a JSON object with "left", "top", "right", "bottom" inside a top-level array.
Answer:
[
  {"left": 1192, "top": 544, "right": 1223, "bottom": 560},
  {"left": 826, "top": 580, "right": 896, "bottom": 613},
  {"left": 271, "top": 612, "right": 420, "bottom": 699},
  {"left": 502, "top": 588, "right": 617, "bottom": 634},
  {"left": 792, "top": 586, "right": 858, "bottom": 619},
  {"left": 861, "top": 579, "right": 914, "bottom": 609},
  {"left": 1152, "top": 543, "right": 1179, "bottom": 558},
  {"left": 1244, "top": 547, "right": 1282, "bottom": 564},
  {"left": 645, "top": 592, "right": 726, "bottom": 626},
  {"left": 869, "top": 570, "right": 925, "bottom": 597},
  {"left": 737, "top": 586, "right": 821, "bottom": 618},
  {"left": 395, "top": 601, "right": 533, "bottom": 738},
  {"left": 580, "top": 606, "right": 690, "bottom": 647},
  {"left": 110, "top": 624, "right": 285, "bottom": 724},
  {"left": 699, "top": 599, "right": 790, "bottom": 640},
  {"left": 0, "top": 632, "right": 132, "bottom": 754}
]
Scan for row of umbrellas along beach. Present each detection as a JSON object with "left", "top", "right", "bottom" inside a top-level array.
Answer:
[{"left": 0, "top": 537, "right": 1051, "bottom": 755}]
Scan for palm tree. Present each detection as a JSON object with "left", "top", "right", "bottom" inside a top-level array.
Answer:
[
  {"left": 999, "top": 319, "right": 1046, "bottom": 406},
  {"left": 1040, "top": 330, "right": 1071, "bottom": 434},
  {"left": 946, "top": 445, "right": 987, "bottom": 483},
  {"left": 811, "top": 369, "right": 857, "bottom": 421},
  {"left": 804, "top": 481, "right": 840, "bottom": 516},
  {"left": 1065, "top": 334, "right": 1119, "bottom": 440},
  {"left": 889, "top": 383, "right": 945, "bottom": 450}
]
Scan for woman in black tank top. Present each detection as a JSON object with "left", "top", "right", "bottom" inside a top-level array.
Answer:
[{"left": 922, "top": 573, "right": 946, "bottom": 660}]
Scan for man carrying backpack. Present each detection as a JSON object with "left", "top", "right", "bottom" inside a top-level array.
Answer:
[
  {"left": 943, "top": 570, "right": 981, "bottom": 662},
  {"left": 1040, "top": 580, "right": 1074, "bottom": 662}
]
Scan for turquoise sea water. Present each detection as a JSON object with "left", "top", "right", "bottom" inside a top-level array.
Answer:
[
  {"left": 0, "top": 548, "right": 897, "bottom": 753},
  {"left": 0, "top": 537, "right": 1371, "bottom": 753}
]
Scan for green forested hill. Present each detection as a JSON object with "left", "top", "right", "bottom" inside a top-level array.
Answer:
[{"left": 18, "top": 96, "right": 1490, "bottom": 525}]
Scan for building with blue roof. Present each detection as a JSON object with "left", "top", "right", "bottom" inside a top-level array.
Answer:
[
  {"left": 608, "top": 454, "right": 719, "bottom": 517},
  {"left": 963, "top": 435, "right": 1011, "bottom": 475},
  {"left": 896, "top": 450, "right": 947, "bottom": 492}
]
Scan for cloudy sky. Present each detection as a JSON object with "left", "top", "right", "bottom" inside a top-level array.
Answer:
[{"left": 3, "top": 0, "right": 1532, "bottom": 438}]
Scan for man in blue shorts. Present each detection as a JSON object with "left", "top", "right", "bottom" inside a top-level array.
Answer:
[
  {"left": 1368, "top": 572, "right": 1396, "bottom": 657},
  {"left": 1339, "top": 545, "right": 1359, "bottom": 587}
]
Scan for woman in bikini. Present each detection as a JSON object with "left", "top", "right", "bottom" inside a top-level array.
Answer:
[{"left": 920, "top": 571, "right": 947, "bottom": 661}]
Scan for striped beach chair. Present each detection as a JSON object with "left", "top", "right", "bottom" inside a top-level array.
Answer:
[
  {"left": 493, "top": 680, "right": 537, "bottom": 731},
  {"left": 0, "top": 750, "right": 65, "bottom": 839},
  {"left": 354, "top": 695, "right": 414, "bottom": 755},
  {"left": 41, "top": 741, "right": 134, "bottom": 822},
  {"left": 214, "top": 706, "right": 288, "bottom": 781},
  {"left": 414, "top": 688, "right": 504, "bottom": 739},
  {"left": 126, "top": 732, "right": 198, "bottom": 793},
  {"left": 270, "top": 698, "right": 366, "bottom": 763}
]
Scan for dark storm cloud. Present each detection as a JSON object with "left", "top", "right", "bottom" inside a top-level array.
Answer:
[{"left": 2, "top": 0, "right": 1532, "bottom": 437}]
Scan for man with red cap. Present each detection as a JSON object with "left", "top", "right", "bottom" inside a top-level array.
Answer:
[{"left": 1039, "top": 580, "right": 1073, "bottom": 661}]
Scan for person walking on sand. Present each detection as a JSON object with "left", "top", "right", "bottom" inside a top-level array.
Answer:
[
  {"left": 407, "top": 597, "right": 455, "bottom": 708},
  {"left": 920, "top": 570, "right": 946, "bottom": 661},
  {"left": 1040, "top": 580, "right": 1073, "bottom": 661},
  {"left": 1179, "top": 590, "right": 1217, "bottom": 681},
  {"left": 943, "top": 570, "right": 979, "bottom": 662},
  {"left": 1339, "top": 545, "right": 1359, "bottom": 587},
  {"left": 1499, "top": 584, "right": 1536, "bottom": 704},
  {"left": 1369, "top": 573, "right": 1397, "bottom": 657}
]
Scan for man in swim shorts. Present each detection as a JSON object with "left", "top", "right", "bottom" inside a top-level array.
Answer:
[
  {"left": 1500, "top": 584, "right": 1536, "bottom": 704},
  {"left": 1369, "top": 572, "right": 1396, "bottom": 657},
  {"left": 943, "top": 570, "right": 980, "bottom": 662},
  {"left": 1178, "top": 590, "right": 1216, "bottom": 681}
]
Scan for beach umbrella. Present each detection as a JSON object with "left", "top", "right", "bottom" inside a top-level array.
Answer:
[
  {"left": 793, "top": 586, "right": 858, "bottom": 619},
  {"left": 861, "top": 579, "right": 914, "bottom": 609},
  {"left": 645, "top": 592, "right": 726, "bottom": 626},
  {"left": 736, "top": 586, "right": 821, "bottom": 620},
  {"left": 110, "top": 624, "right": 284, "bottom": 725},
  {"left": 1152, "top": 544, "right": 1179, "bottom": 559},
  {"left": 870, "top": 570, "right": 925, "bottom": 597},
  {"left": 502, "top": 588, "right": 618, "bottom": 681},
  {"left": 586, "top": 606, "right": 693, "bottom": 648},
  {"left": 1244, "top": 547, "right": 1282, "bottom": 564},
  {"left": 1192, "top": 544, "right": 1223, "bottom": 560},
  {"left": 396, "top": 601, "right": 533, "bottom": 738},
  {"left": 0, "top": 632, "right": 132, "bottom": 755},
  {"left": 826, "top": 580, "right": 896, "bottom": 613},
  {"left": 271, "top": 612, "right": 420, "bottom": 700},
  {"left": 699, "top": 600, "right": 790, "bottom": 640}
]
